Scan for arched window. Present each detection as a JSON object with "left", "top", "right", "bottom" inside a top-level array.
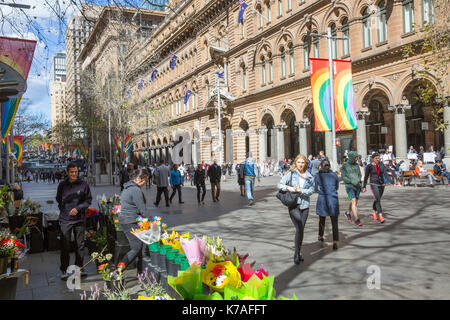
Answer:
[
  {"left": 303, "top": 36, "right": 310, "bottom": 69},
  {"left": 362, "top": 7, "right": 372, "bottom": 48},
  {"left": 268, "top": 53, "right": 273, "bottom": 82},
  {"left": 288, "top": 43, "right": 295, "bottom": 74},
  {"left": 330, "top": 23, "right": 337, "bottom": 59},
  {"left": 267, "top": 3, "right": 271, "bottom": 22},
  {"left": 403, "top": 0, "right": 415, "bottom": 34},
  {"left": 241, "top": 19, "right": 245, "bottom": 38},
  {"left": 341, "top": 18, "right": 350, "bottom": 56},
  {"left": 242, "top": 65, "right": 247, "bottom": 90},
  {"left": 422, "top": 0, "right": 434, "bottom": 25},
  {"left": 278, "top": 0, "right": 282, "bottom": 16},
  {"left": 280, "top": 47, "right": 286, "bottom": 78},
  {"left": 261, "top": 57, "right": 266, "bottom": 85},
  {"left": 377, "top": 0, "right": 388, "bottom": 43},
  {"left": 258, "top": 7, "right": 263, "bottom": 28},
  {"left": 288, "top": 0, "right": 292, "bottom": 11},
  {"left": 313, "top": 34, "right": 320, "bottom": 58}
]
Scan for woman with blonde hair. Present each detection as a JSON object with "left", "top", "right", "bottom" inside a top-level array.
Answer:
[{"left": 277, "top": 154, "right": 315, "bottom": 264}]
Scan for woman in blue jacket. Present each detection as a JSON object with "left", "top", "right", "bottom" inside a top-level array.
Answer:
[
  {"left": 278, "top": 154, "right": 315, "bottom": 264},
  {"left": 170, "top": 164, "right": 184, "bottom": 204},
  {"left": 314, "top": 160, "right": 340, "bottom": 250}
]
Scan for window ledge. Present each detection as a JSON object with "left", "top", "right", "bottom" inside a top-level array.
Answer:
[
  {"left": 261, "top": 83, "right": 266, "bottom": 87},
  {"left": 361, "top": 46, "right": 372, "bottom": 53},
  {"left": 268, "top": 81, "right": 273, "bottom": 85},
  {"left": 341, "top": 54, "right": 350, "bottom": 59},
  {"left": 401, "top": 31, "right": 416, "bottom": 38},
  {"left": 376, "top": 40, "right": 388, "bottom": 47},
  {"left": 288, "top": 73, "right": 295, "bottom": 78},
  {"left": 277, "top": 15, "right": 282, "bottom": 19},
  {"left": 287, "top": 9, "right": 292, "bottom": 13},
  {"left": 303, "top": 68, "right": 310, "bottom": 73},
  {"left": 280, "top": 76, "right": 286, "bottom": 81},
  {"left": 266, "top": 21, "right": 271, "bottom": 26}
]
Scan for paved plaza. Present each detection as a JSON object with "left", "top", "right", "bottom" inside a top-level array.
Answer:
[{"left": 15, "top": 176, "right": 450, "bottom": 300}]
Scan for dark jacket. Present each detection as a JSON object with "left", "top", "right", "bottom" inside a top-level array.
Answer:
[
  {"left": 314, "top": 171, "right": 340, "bottom": 217},
  {"left": 207, "top": 164, "right": 222, "bottom": 183},
  {"left": 194, "top": 169, "right": 206, "bottom": 185},
  {"left": 120, "top": 168, "right": 131, "bottom": 185},
  {"left": 363, "top": 162, "right": 385, "bottom": 188},
  {"left": 56, "top": 178, "right": 92, "bottom": 224},
  {"left": 340, "top": 151, "right": 361, "bottom": 189},
  {"left": 310, "top": 159, "right": 321, "bottom": 177},
  {"left": 119, "top": 181, "right": 148, "bottom": 224},
  {"left": 433, "top": 164, "right": 445, "bottom": 176}
]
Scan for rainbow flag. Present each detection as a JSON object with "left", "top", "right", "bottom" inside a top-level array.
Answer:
[
  {"left": 13, "top": 136, "right": 23, "bottom": 166},
  {"left": 333, "top": 59, "right": 357, "bottom": 131},
  {"left": 1, "top": 97, "right": 22, "bottom": 139},
  {"left": 114, "top": 134, "right": 133, "bottom": 161},
  {"left": 309, "top": 58, "right": 332, "bottom": 132},
  {"left": 309, "top": 58, "right": 357, "bottom": 132}
]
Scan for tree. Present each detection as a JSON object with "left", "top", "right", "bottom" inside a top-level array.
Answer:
[
  {"left": 14, "top": 104, "right": 50, "bottom": 144},
  {"left": 402, "top": 0, "right": 450, "bottom": 132}
]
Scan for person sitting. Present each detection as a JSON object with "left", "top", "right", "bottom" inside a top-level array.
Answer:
[
  {"left": 433, "top": 160, "right": 450, "bottom": 185},
  {"left": 414, "top": 160, "right": 438, "bottom": 186},
  {"left": 383, "top": 161, "right": 394, "bottom": 185}
]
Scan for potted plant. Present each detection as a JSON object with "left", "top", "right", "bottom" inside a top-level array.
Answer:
[
  {"left": 0, "top": 232, "right": 25, "bottom": 274},
  {"left": 91, "top": 251, "right": 126, "bottom": 290}
]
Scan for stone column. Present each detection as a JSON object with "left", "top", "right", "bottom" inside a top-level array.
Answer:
[
  {"left": 225, "top": 129, "right": 233, "bottom": 164},
  {"left": 191, "top": 141, "right": 197, "bottom": 165},
  {"left": 356, "top": 111, "right": 370, "bottom": 161},
  {"left": 442, "top": 99, "right": 450, "bottom": 166},
  {"left": 257, "top": 128, "right": 268, "bottom": 163},
  {"left": 388, "top": 99, "right": 411, "bottom": 161},
  {"left": 296, "top": 119, "right": 310, "bottom": 156},
  {"left": 168, "top": 144, "right": 173, "bottom": 166},
  {"left": 270, "top": 128, "right": 277, "bottom": 160},
  {"left": 274, "top": 125, "right": 287, "bottom": 160}
]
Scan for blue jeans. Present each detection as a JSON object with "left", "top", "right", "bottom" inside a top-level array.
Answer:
[{"left": 244, "top": 177, "right": 255, "bottom": 201}]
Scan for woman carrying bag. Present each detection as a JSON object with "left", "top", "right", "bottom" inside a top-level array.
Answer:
[
  {"left": 314, "top": 160, "right": 340, "bottom": 250},
  {"left": 118, "top": 169, "right": 150, "bottom": 275},
  {"left": 277, "top": 154, "right": 315, "bottom": 264}
]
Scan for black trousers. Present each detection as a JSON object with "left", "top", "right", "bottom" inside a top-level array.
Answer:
[
  {"left": 196, "top": 183, "right": 206, "bottom": 202},
  {"left": 288, "top": 207, "right": 309, "bottom": 254},
  {"left": 170, "top": 184, "right": 183, "bottom": 203},
  {"left": 60, "top": 221, "right": 85, "bottom": 272},
  {"left": 155, "top": 186, "right": 169, "bottom": 206},
  {"left": 369, "top": 185, "right": 385, "bottom": 214},
  {"left": 318, "top": 216, "right": 339, "bottom": 241},
  {"left": 119, "top": 222, "right": 143, "bottom": 273}
]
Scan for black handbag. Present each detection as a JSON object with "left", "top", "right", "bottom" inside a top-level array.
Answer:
[{"left": 276, "top": 171, "right": 299, "bottom": 207}]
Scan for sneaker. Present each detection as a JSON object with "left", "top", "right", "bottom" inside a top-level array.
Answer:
[
  {"left": 379, "top": 214, "right": 385, "bottom": 223},
  {"left": 355, "top": 219, "right": 363, "bottom": 227},
  {"left": 179, "top": 201, "right": 185, "bottom": 204},
  {"left": 248, "top": 200, "right": 254, "bottom": 206},
  {"left": 370, "top": 211, "right": 378, "bottom": 221},
  {"left": 61, "top": 271, "right": 68, "bottom": 281},
  {"left": 344, "top": 211, "right": 352, "bottom": 222},
  {"left": 333, "top": 243, "right": 338, "bottom": 251},
  {"left": 202, "top": 201, "right": 205, "bottom": 205}
]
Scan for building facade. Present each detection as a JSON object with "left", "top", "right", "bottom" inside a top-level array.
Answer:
[
  {"left": 123, "top": 0, "right": 448, "bottom": 166},
  {"left": 50, "top": 79, "right": 67, "bottom": 131},
  {"left": 65, "top": 4, "right": 103, "bottom": 118},
  {"left": 50, "top": 52, "right": 66, "bottom": 82}
]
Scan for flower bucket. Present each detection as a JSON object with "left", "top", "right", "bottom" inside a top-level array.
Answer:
[
  {"left": 0, "top": 256, "right": 9, "bottom": 274},
  {"left": 105, "top": 278, "right": 125, "bottom": 291}
]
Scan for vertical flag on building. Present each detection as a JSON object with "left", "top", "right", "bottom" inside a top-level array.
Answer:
[
  {"left": 170, "top": 53, "right": 177, "bottom": 70},
  {"left": 151, "top": 67, "right": 158, "bottom": 81},
  {"left": 184, "top": 86, "right": 192, "bottom": 105},
  {"left": 332, "top": 59, "right": 358, "bottom": 131},
  {"left": 137, "top": 79, "right": 145, "bottom": 90},
  {"left": 1, "top": 97, "right": 22, "bottom": 139},
  {"left": 13, "top": 136, "right": 23, "bottom": 166},
  {"left": 215, "top": 72, "right": 224, "bottom": 79},
  {"left": 309, "top": 58, "right": 332, "bottom": 132},
  {"left": 238, "top": 0, "right": 248, "bottom": 24}
]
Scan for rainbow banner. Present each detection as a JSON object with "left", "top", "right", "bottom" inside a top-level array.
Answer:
[
  {"left": 13, "top": 136, "right": 24, "bottom": 166},
  {"left": 333, "top": 59, "right": 358, "bottom": 131},
  {"left": 309, "top": 58, "right": 357, "bottom": 132},
  {"left": 114, "top": 134, "right": 133, "bottom": 161},
  {"left": 1, "top": 97, "right": 22, "bottom": 139},
  {"left": 0, "top": 36, "right": 37, "bottom": 81}
]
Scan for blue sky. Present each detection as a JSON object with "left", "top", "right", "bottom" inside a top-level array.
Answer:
[{"left": 1, "top": 0, "right": 148, "bottom": 122}]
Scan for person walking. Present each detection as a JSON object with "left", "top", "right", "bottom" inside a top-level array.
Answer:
[
  {"left": 208, "top": 159, "right": 222, "bottom": 202},
  {"left": 236, "top": 163, "right": 245, "bottom": 197},
  {"left": 277, "top": 154, "right": 315, "bottom": 264},
  {"left": 56, "top": 162, "right": 92, "bottom": 280},
  {"left": 241, "top": 152, "right": 260, "bottom": 206},
  {"left": 340, "top": 151, "right": 363, "bottom": 227},
  {"left": 189, "top": 165, "right": 195, "bottom": 186},
  {"left": 153, "top": 160, "right": 170, "bottom": 207},
  {"left": 120, "top": 163, "right": 134, "bottom": 191},
  {"left": 118, "top": 168, "right": 150, "bottom": 275},
  {"left": 169, "top": 164, "right": 184, "bottom": 204},
  {"left": 362, "top": 153, "right": 386, "bottom": 223},
  {"left": 314, "top": 160, "right": 340, "bottom": 250},
  {"left": 194, "top": 164, "right": 207, "bottom": 205}
]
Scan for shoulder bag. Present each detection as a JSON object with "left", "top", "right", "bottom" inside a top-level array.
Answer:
[{"left": 276, "top": 171, "right": 299, "bottom": 207}]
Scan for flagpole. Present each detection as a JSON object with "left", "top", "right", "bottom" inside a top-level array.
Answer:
[
  {"left": 216, "top": 73, "right": 223, "bottom": 165},
  {"left": 327, "top": 27, "right": 338, "bottom": 172},
  {"left": 11, "top": 124, "right": 14, "bottom": 184}
]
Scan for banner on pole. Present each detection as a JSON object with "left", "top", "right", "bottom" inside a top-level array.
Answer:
[{"left": 309, "top": 58, "right": 332, "bottom": 132}]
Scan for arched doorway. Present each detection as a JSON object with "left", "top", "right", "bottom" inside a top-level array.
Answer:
[
  {"left": 156, "top": 138, "right": 162, "bottom": 163},
  {"left": 305, "top": 104, "right": 325, "bottom": 157},
  {"left": 193, "top": 130, "right": 201, "bottom": 165},
  {"left": 280, "top": 108, "right": 298, "bottom": 160},
  {"left": 239, "top": 119, "right": 250, "bottom": 157},
  {"left": 261, "top": 113, "right": 275, "bottom": 160}
]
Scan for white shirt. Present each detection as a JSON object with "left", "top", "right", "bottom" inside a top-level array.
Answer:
[{"left": 297, "top": 172, "right": 307, "bottom": 189}]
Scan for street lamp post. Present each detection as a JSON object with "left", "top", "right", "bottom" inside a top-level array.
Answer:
[
  {"left": 309, "top": 28, "right": 348, "bottom": 172},
  {"left": 216, "top": 73, "right": 223, "bottom": 165},
  {"left": 0, "top": 3, "right": 31, "bottom": 9}
]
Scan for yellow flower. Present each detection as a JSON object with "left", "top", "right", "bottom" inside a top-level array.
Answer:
[{"left": 202, "top": 260, "right": 242, "bottom": 292}]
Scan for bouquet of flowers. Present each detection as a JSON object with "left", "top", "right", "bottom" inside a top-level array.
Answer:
[
  {"left": 161, "top": 228, "right": 189, "bottom": 252},
  {"left": 180, "top": 236, "right": 206, "bottom": 266},
  {"left": 201, "top": 260, "right": 242, "bottom": 293},
  {"left": 91, "top": 252, "right": 125, "bottom": 281},
  {"left": 0, "top": 233, "right": 25, "bottom": 257},
  {"left": 132, "top": 216, "right": 167, "bottom": 245},
  {"left": 203, "top": 236, "right": 228, "bottom": 263}
]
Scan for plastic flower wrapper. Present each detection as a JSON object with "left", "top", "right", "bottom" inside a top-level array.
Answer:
[
  {"left": 238, "top": 263, "right": 268, "bottom": 282},
  {"left": 203, "top": 236, "right": 229, "bottom": 263},
  {"left": 168, "top": 263, "right": 203, "bottom": 300},
  {"left": 136, "top": 295, "right": 175, "bottom": 300},
  {"left": 193, "top": 292, "right": 224, "bottom": 300},
  {"left": 161, "top": 228, "right": 189, "bottom": 253},
  {"left": 279, "top": 293, "right": 298, "bottom": 300},
  {"left": 180, "top": 236, "right": 206, "bottom": 266},
  {"left": 224, "top": 274, "right": 275, "bottom": 300},
  {"left": 201, "top": 260, "right": 242, "bottom": 293},
  {"left": 132, "top": 222, "right": 161, "bottom": 245}
]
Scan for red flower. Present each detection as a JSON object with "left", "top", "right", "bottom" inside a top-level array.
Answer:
[
  {"left": 98, "top": 264, "right": 107, "bottom": 271},
  {"left": 117, "top": 262, "right": 126, "bottom": 269},
  {"left": 212, "top": 265, "right": 225, "bottom": 277},
  {"left": 14, "top": 240, "right": 25, "bottom": 249}
]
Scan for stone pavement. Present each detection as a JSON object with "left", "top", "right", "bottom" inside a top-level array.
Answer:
[{"left": 15, "top": 175, "right": 450, "bottom": 300}]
